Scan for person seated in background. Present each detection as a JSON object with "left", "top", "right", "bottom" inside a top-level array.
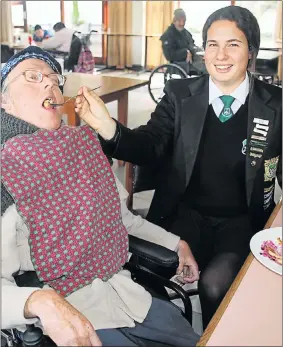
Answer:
[
  {"left": 33, "top": 24, "right": 52, "bottom": 43},
  {"left": 76, "top": 6, "right": 282, "bottom": 330},
  {"left": 160, "top": 8, "right": 206, "bottom": 74},
  {"left": 0, "top": 46, "right": 199, "bottom": 347},
  {"left": 41, "top": 22, "right": 74, "bottom": 53}
]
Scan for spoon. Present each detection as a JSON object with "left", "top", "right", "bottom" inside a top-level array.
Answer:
[{"left": 50, "top": 86, "right": 101, "bottom": 107}]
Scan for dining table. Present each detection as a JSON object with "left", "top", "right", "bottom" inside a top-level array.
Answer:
[
  {"left": 62, "top": 73, "right": 148, "bottom": 128},
  {"left": 197, "top": 199, "right": 282, "bottom": 346}
]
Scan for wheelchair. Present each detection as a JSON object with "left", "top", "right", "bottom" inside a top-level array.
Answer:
[
  {"left": 148, "top": 63, "right": 187, "bottom": 105},
  {"left": 148, "top": 60, "right": 205, "bottom": 105},
  {"left": 1, "top": 234, "right": 198, "bottom": 347},
  {"left": 45, "top": 29, "right": 97, "bottom": 73}
]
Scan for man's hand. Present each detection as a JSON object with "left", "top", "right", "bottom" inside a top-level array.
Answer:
[
  {"left": 176, "top": 240, "right": 199, "bottom": 283},
  {"left": 186, "top": 50, "right": 192, "bottom": 63},
  {"left": 24, "top": 289, "right": 102, "bottom": 346},
  {"left": 75, "top": 86, "right": 116, "bottom": 140}
]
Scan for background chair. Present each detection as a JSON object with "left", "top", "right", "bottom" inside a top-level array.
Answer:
[
  {"left": 252, "top": 50, "right": 281, "bottom": 86},
  {"left": 65, "top": 33, "right": 82, "bottom": 72},
  {"left": 125, "top": 161, "right": 159, "bottom": 214},
  {"left": 1, "top": 44, "right": 14, "bottom": 63}
]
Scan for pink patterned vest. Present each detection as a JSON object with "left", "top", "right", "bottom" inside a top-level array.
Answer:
[{"left": 1, "top": 125, "right": 129, "bottom": 297}]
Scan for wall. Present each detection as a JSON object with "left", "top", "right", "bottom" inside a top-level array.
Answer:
[{"left": 131, "top": 1, "right": 146, "bottom": 66}]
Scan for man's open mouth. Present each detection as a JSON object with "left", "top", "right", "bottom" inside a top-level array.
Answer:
[{"left": 42, "top": 98, "right": 55, "bottom": 109}]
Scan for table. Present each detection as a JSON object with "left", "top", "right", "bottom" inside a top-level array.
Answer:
[
  {"left": 255, "top": 50, "right": 282, "bottom": 83},
  {"left": 197, "top": 200, "right": 282, "bottom": 346},
  {"left": 1, "top": 41, "right": 28, "bottom": 55},
  {"left": 1, "top": 41, "right": 26, "bottom": 50},
  {"left": 195, "top": 49, "right": 282, "bottom": 61},
  {"left": 257, "top": 50, "right": 282, "bottom": 61},
  {"left": 260, "top": 41, "right": 282, "bottom": 51},
  {"left": 62, "top": 74, "right": 148, "bottom": 127}
]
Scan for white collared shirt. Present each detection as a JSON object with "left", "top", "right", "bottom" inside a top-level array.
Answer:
[{"left": 209, "top": 72, "right": 250, "bottom": 118}]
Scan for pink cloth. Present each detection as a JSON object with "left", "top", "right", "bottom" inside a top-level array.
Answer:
[
  {"left": 75, "top": 46, "right": 95, "bottom": 74},
  {"left": 1, "top": 125, "right": 128, "bottom": 296}
]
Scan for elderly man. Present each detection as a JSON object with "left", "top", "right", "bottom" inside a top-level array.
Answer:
[
  {"left": 1, "top": 46, "right": 199, "bottom": 347},
  {"left": 76, "top": 6, "right": 282, "bottom": 329},
  {"left": 160, "top": 8, "right": 205, "bottom": 74}
]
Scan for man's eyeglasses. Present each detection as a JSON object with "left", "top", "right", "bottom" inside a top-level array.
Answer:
[{"left": 3, "top": 70, "right": 66, "bottom": 92}]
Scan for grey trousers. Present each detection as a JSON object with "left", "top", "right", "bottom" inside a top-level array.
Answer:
[{"left": 96, "top": 297, "right": 200, "bottom": 346}]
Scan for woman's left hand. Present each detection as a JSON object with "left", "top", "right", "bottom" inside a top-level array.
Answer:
[{"left": 176, "top": 240, "right": 199, "bottom": 283}]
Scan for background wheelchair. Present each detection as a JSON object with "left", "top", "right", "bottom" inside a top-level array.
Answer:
[
  {"left": 148, "top": 63, "right": 188, "bottom": 105},
  {"left": 148, "top": 58, "right": 205, "bottom": 105},
  {"left": 46, "top": 29, "right": 97, "bottom": 73}
]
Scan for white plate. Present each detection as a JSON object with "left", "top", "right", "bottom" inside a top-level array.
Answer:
[{"left": 250, "top": 227, "right": 282, "bottom": 275}]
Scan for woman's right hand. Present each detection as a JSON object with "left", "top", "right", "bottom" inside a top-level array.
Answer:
[
  {"left": 24, "top": 289, "right": 102, "bottom": 346},
  {"left": 75, "top": 86, "right": 117, "bottom": 140}
]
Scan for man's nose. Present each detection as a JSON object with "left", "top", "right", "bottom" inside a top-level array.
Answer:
[{"left": 42, "top": 75, "right": 56, "bottom": 89}]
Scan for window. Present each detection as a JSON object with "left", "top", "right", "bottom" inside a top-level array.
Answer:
[
  {"left": 235, "top": 1, "right": 279, "bottom": 46},
  {"left": 11, "top": 1, "right": 25, "bottom": 27},
  {"left": 26, "top": 1, "right": 61, "bottom": 33},
  {"left": 179, "top": 1, "right": 231, "bottom": 47},
  {"left": 64, "top": 1, "right": 103, "bottom": 58}
]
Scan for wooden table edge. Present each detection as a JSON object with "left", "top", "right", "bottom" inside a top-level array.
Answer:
[
  {"left": 197, "top": 199, "right": 282, "bottom": 346},
  {"left": 63, "top": 79, "right": 148, "bottom": 127},
  {"left": 92, "top": 79, "right": 149, "bottom": 101},
  {"left": 63, "top": 79, "right": 148, "bottom": 99}
]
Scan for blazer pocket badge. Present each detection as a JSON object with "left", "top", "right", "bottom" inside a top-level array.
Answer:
[{"left": 264, "top": 156, "right": 279, "bottom": 182}]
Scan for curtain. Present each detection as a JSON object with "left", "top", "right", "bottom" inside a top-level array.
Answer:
[
  {"left": 0, "top": 1, "right": 13, "bottom": 44},
  {"left": 275, "top": 0, "right": 282, "bottom": 41},
  {"left": 107, "top": 1, "right": 132, "bottom": 68},
  {"left": 146, "top": 1, "right": 176, "bottom": 69},
  {"left": 275, "top": 1, "right": 282, "bottom": 81}
]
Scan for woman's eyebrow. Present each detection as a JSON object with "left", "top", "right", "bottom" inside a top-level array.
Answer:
[
  {"left": 227, "top": 39, "right": 243, "bottom": 43},
  {"left": 207, "top": 39, "right": 243, "bottom": 43}
]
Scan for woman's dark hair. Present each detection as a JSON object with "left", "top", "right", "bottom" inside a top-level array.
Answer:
[
  {"left": 203, "top": 6, "right": 261, "bottom": 130},
  {"left": 53, "top": 22, "right": 66, "bottom": 32},
  {"left": 202, "top": 5, "right": 260, "bottom": 66}
]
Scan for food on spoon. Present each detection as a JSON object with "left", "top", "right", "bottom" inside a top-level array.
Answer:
[
  {"left": 42, "top": 98, "right": 54, "bottom": 109},
  {"left": 260, "top": 237, "right": 282, "bottom": 265}
]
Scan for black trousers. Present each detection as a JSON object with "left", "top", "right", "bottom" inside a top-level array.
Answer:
[
  {"left": 172, "top": 58, "right": 207, "bottom": 75},
  {"left": 161, "top": 203, "right": 255, "bottom": 329}
]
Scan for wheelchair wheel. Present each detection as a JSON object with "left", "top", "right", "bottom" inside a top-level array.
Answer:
[{"left": 148, "top": 63, "right": 187, "bottom": 104}]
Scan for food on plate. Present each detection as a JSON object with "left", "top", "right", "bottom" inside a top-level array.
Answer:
[{"left": 260, "top": 237, "right": 282, "bottom": 265}]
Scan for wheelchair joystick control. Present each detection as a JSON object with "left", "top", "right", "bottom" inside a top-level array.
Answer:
[{"left": 22, "top": 325, "right": 44, "bottom": 347}]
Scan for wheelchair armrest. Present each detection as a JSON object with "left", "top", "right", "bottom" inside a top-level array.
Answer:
[{"left": 128, "top": 235, "right": 178, "bottom": 279}]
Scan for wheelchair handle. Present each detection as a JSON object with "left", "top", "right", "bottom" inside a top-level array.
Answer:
[
  {"left": 23, "top": 325, "right": 57, "bottom": 347},
  {"left": 22, "top": 325, "right": 43, "bottom": 347}
]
